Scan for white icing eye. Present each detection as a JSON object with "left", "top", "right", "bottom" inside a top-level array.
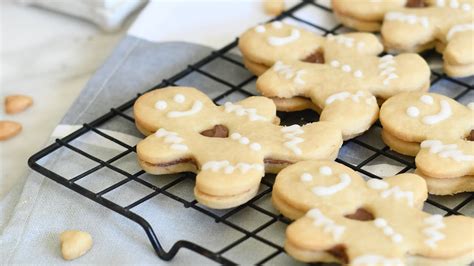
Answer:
[
  {"left": 300, "top": 173, "right": 313, "bottom": 182},
  {"left": 174, "top": 94, "right": 186, "bottom": 103},
  {"left": 155, "top": 100, "right": 167, "bottom": 110},
  {"left": 353, "top": 70, "right": 363, "bottom": 78},
  {"left": 330, "top": 60, "right": 340, "bottom": 67},
  {"left": 239, "top": 137, "right": 250, "bottom": 145},
  {"left": 254, "top": 25, "right": 265, "bottom": 33},
  {"left": 250, "top": 143, "right": 262, "bottom": 151},
  {"left": 406, "top": 106, "right": 420, "bottom": 117},
  {"left": 272, "top": 21, "right": 283, "bottom": 28},
  {"left": 319, "top": 166, "right": 332, "bottom": 175},
  {"left": 467, "top": 102, "right": 474, "bottom": 110},
  {"left": 231, "top": 133, "right": 241, "bottom": 139},
  {"left": 420, "top": 95, "right": 434, "bottom": 105},
  {"left": 342, "top": 65, "right": 351, "bottom": 72}
]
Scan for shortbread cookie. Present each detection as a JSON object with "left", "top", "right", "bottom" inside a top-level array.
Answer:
[
  {"left": 273, "top": 160, "right": 474, "bottom": 265},
  {"left": 134, "top": 87, "right": 343, "bottom": 209},
  {"left": 381, "top": 0, "right": 474, "bottom": 77},
  {"left": 414, "top": 139, "right": 474, "bottom": 195},
  {"left": 332, "top": 0, "right": 431, "bottom": 32},
  {"left": 256, "top": 53, "right": 429, "bottom": 139},
  {"left": 380, "top": 92, "right": 473, "bottom": 156},
  {"left": 380, "top": 92, "right": 473, "bottom": 194}
]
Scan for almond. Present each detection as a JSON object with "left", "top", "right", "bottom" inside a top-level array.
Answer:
[
  {"left": 5, "top": 95, "right": 33, "bottom": 114},
  {"left": 60, "top": 230, "right": 93, "bottom": 260},
  {"left": 263, "top": 0, "right": 285, "bottom": 16},
  {"left": 0, "top": 121, "right": 22, "bottom": 140}
]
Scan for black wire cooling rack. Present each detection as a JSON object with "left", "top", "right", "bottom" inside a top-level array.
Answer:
[{"left": 28, "top": 0, "right": 473, "bottom": 265}]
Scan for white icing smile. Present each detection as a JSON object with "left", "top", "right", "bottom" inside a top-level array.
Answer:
[
  {"left": 267, "top": 28, "right": 301, "bottom": 46},
  {"left": 406, "top": 96, "right": 452, "bottom": 125},
  {"left": 300, "top": 166, "right": 352, "bottom": 196},
  {"left": 167, "top": 100, "right": 203, "bottom": 118}
]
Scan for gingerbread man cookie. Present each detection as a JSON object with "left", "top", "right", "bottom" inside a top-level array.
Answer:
[
  {"left": 239, "top": 22, "right": 430, "bottom": 113},
  {"left": 332, "top": 0, "right": 435, "bottom": 32},
  {"left": 380, "top": 92, "right": 473, "bottom": 194},
  {"left": 381, "top": 0, "right": 474, "bottom": 77},
  {"left": 273, "top": 160, "right": 474, "bottom": 265},
  {"left": 134, "top": 87, "right": 342, "bottom": 209}
]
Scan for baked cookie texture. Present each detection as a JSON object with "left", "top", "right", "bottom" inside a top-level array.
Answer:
[
  {"left": 239, "top": 22, "right": 430, "bottom": 139},
  {"left": 273, "top": 160, "right": 474, "bottom": 265},
  {"left": 134, "top": 87, "right": 343, "bottom": 209},
  {"left": 333, "top": 0, "right": 474, "bottom": 77},
  {"left": 380, "top": 92, "right": 474, "bottom": 195}
]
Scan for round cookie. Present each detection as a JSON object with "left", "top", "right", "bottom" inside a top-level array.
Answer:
[
  {"left": 134, "top": 86, "right": 343, "bottom": 209},
  {"left": 273, "top": 160, "right": 474, "bottom": 265}
]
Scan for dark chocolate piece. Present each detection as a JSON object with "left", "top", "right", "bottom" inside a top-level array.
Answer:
[
  {"left": 344, "top": 207, "right": 375, "bottom": 221},
  {"left": 405, "top": 0, "right": 426, "bottom": 7},
  {"left": 200, "top": 125, "right": 229, "bottom": 138},
  {"left": 302, "top": 50, "right": 324, "bottom": 64},
  {"left": 326, "top": 244, "right": 349, "bottom": 264}
]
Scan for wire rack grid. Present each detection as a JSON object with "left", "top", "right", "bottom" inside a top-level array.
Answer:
[{"left": 28, "top": 0, "right": 473, "bottom": 265}]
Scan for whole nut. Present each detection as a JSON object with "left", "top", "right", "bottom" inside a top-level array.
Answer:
[
  {"left": 0, "top": 121, "right": 22, "bottom": 141},
  {"left": 60, "top": 230, "right": 93, "bottom": 260},
  {"left": 5, "top": 95, "right": 33, "bottom": 114}
]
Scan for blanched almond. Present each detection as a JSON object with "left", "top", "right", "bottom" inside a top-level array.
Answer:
[
  {"left": 263, "top": 0, "right": 285, "bottom": 16},
  {"left": 60, "top": 230, "right": 93, "bottom": 260},
  {"left": 0, "top": 121, "right": 21, "bottom": 140},
  {"left": 5, "top": 95, "right": 33, "bottom": 114}
]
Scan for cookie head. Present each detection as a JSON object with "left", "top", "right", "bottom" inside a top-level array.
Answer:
[
  {"left": 134, "top": 87, "right": 215, "bottom": 135},
  {"left": 380, "top": 92, "right": 473, "bottom": 142},
  {"left": 239, "top": 21, "right": 324, "bottom": 67}
]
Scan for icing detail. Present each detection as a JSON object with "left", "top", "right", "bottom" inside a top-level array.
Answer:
[
  {"left": 423, "top": 214, "right": 445, "bottom": 249},
  {"left": 155, "top": 128, "right": 188, "bottom": 151},
  {"left": 311, "top": 173, "right": 351, "bottom": 196},
  {"left": 374, "top": 218, "right": 403, "bottom": 243},
  {"left": 319, "top": 166, "right": 333, "bottom": 176},
  {"left": 447, "top": 23, "right": 474, "bottom": 40},
  {"left": 281, "top": 125, "right": 304, "bottom": 155},
  {"left": 352, "top": 255, "right": 404, "bottom": 266},
  {"left": 224, "top": 102, "right": 268, "bottom": 121},
  {"left": 202, "top": 160, "right": 264, "bottom": 174},
  {"left": 167, "top": 101, "right": 203, "bottom": 118},
  {"left": 436, "top": 0, "right": 472, "bottom": 11},
  {"left": 329, "top": 60, "right": 363, "bottom": 78},
  {"left": 254, "top": 25, "right": 266, "bottom": 33},
  {"left": 420, "top": 140, "right": 474, "bottom": 161},
  {"left": 385, "top": 12, "right": 429, "bottom": 28},
  {"left": 406, "top": 106, "right": 420, "bottom": 117},
  {"left": 230, "top": 132, "right": 262, "bottom": 151},
  {"left": 422, "top": 100, "right": 452, "bottom": 125},
  {"left": 420, "top": 95, "right": 434, "bottom": 105},
  {"left": 300, "top": 172, "right": 313, "bottom": 182},
  {"left": 326, "top": 34, "right": 366, "bottom": 50},
  {"left": 325, "top": 91, "right": 375, "bottom": 105},
  {"left": 272, "top": 21, "right": 283, "bottom": 28},
  {"left": 306, "top": 208, "right": 345, "bottom": 241},
  {"left": 380, "top": 186, "right": 414, "bottom": 207},
  {"left": 155, "top": 100, "right": 167, "bottom": 110},
  {"left": 379, "top": 55, "right": 398, "bottom": 86},
  {"left": 273, "top": 61, "right": 306, "bottom": 86},
  {"left": 173, "top": 94, "right": 186, "bottom": 103},
  {"left": 268, "top": 29, "right": 300, "bottom": 46},
  {"left": 367, "top": 179, "right": 389, "bottom": 190},
  {"left": 468, "top": 102, "right": 474, "bottom": 110}
]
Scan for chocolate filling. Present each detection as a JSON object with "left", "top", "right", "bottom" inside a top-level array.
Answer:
[
  {"left": 467, "top": 130, "right": 474, "bottom": 141},
  {"left": 405, "top": 0, "right": 426, "bottom": 7},
  {"left": 147, "top": 158, "right": 196, "bottom": 167},
  {"left": 326, "top": 244, "right": 349, "bottom": 264},
  {"left": 200, "top": 125, "right": 229, "bottom": 138},
  {"left": 264, "top": 158, "right": 293, "bottom": 165},
  {"left": 344, "top": 207, "right": 375, "bottom": 221},
  {"left": 302, "top": 50, "right": 324, "bottom": 64}
]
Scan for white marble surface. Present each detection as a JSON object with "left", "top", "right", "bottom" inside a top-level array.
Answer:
[{"left": 0, "top": 0, "right": 129, "bottom": 200}]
